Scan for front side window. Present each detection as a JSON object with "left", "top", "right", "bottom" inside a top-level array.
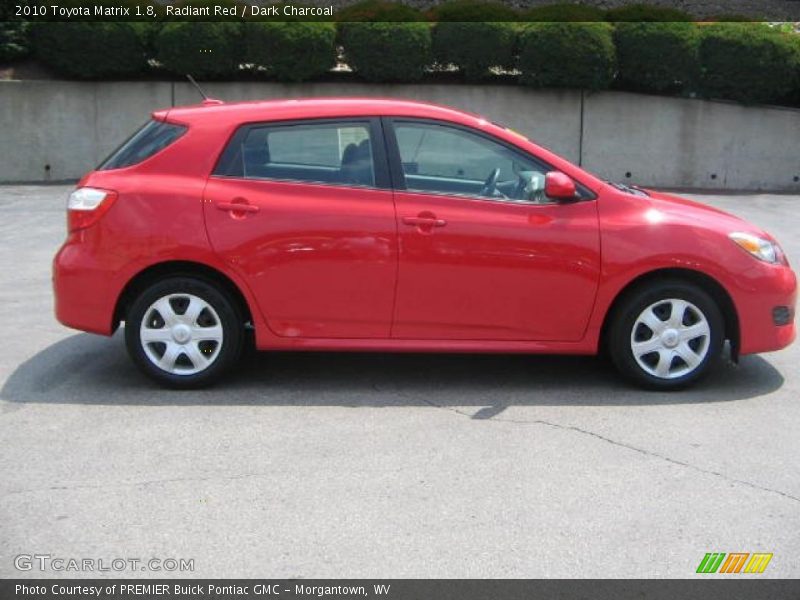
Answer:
[
  {"left": 216, "top": 121, "right": 376, "bottom": 188},
  {"left": 393, "top": 121, "right": 553, "bottom": 203},
  {"left": 99, "top": 120, "right": 186, "bottom": 170}
]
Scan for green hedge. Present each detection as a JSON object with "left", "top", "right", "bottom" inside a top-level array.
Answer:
[
  {"left": 427, "top": 0, "right": 519, "bottom": 22},
  {"left": 336, "top": 0, "right": 422, "bottom": 21},
  {"left": 518, "top": 22, "right": 615, "bottom": 90},
  {"left": 0, "top": 21, "right": 30, "bottom": 63},
  {"left": 156, "top": 21, "right": 241, "bottom": 78},
  {"left": 339, "top": 22, "right": 432, "bottom": 82},
  {"left": 699, "top": 23, "right": 800, "bottom": 103},
  {"left": 605, "top": 3, "right": 692, "bottom": 21},
  {"left": 244, "top": 22, "right": 335, "bottom": 81},
  {"left": 18, "top": 18, "right": 800, "bottom": 108},
  {"left": 521, "top": 3, "right": 605, "bottom": 22},
  {"left": 433, "top": 21, "right": 516, "bottom": 80},
  {"left": 32, "top": 22, "right": 148, "bottom": 78},
  {"left": 615, "top": 22, "right": 699, "bottom": 93}
]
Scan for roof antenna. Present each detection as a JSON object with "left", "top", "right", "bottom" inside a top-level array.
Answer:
[
  {"left": 186, "top": 74, "right": 207, "bottom": 100},
  {"left": 186, "top": 74, "right": 224, "bottom": 106}
]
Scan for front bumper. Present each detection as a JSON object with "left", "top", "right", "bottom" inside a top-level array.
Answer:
[{"left": 736, "top": 263, "right": 797, "bottom": 355}]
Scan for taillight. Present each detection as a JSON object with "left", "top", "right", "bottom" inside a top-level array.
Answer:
[{"left": 67, "top": 187, "right": 117, "bottom": 232}]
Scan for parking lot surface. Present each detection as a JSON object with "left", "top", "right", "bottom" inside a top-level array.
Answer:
[{"left": 0, "top": 185, "right": 798, "bottom": 578}]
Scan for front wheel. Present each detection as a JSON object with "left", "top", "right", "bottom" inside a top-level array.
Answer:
[
  {"left": 608, "top": 280, "right": 724, "bottom": 390},
  {"left": 125, "top": 277, "right": 243, "bottom": 388}
]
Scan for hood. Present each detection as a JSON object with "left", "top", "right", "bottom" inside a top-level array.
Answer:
[{"left": 640, "top": 188, "right": 767, "bottom": 238}]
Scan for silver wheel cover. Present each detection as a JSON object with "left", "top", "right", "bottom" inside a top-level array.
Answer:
[
  {"left": 630, "top": 298, "right": 711, "bottom": 380},
  {"left": 139, "top": 293, "right": 224, "bottom": 375}
]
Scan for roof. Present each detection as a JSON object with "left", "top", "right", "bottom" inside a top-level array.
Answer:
[{"left": 157, "top": 96, "right": 487, "bottom": 128}]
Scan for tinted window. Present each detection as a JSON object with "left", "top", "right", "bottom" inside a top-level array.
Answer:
[
  {"left": 216, "top": 121, "right": 376, "bottom": 188},
  {"left": 394, "top": 121, "right": 553, "bottom": 203},
  {"left": 99, "top": 120, "right": 186, "bottom": 170}
]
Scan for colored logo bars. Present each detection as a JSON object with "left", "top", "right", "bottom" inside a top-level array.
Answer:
[{"left": 696, "top": 553, "right": 773, "bottom": 574}]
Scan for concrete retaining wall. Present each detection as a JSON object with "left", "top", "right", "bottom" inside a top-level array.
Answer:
[{"left": 2, "top": 80, "right": 799, "bottom": 191}]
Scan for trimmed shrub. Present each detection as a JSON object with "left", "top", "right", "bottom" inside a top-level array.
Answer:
[
  {"left": 31, "top": 22, "right": 148, "bottom": 78},
  {"left": 614, "top": 22, "right": 700, "bottom": 93},
  {"left": 244, "top": 22, "right": 336, "bottom": 81},
  {"left": 156, "top": 22, "right": 242, "bottom": 79},
  {"left": 130, "top": 21, "right": 163, "bottom": 56},
  {"left": 521, "top": 3, "right": 606, "bottom": 22},
  {"left": 433, "top": 21, "right": 515, "bottom": 80},
  {"left": 336, "top": 0, "right": 422, "bottom": 21},
  {"left": 427, "top": 0, "right": 519, "bottom": 22},
  {"left": 0, "top": 21, "right": 30, "bottom": 63},
  {"left": 698, "top": 23, "right": 800, "bottom": 103},
  {"left": 605, "top": 3, "right": 691, "bottom": 22},
  {"left": 518, "top": 22, "right": 615, "bottom": 89},
  {"left": 701, "top": 15, "right": 754, "bottom": 22},
  {"left": 0, "top": 0, "right": 30, "bottom": 63},
  {"left": 339, "top": 22, "right": 432, "bottom": 82}
]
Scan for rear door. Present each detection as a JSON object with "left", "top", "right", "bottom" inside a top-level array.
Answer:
[{"left": 204, "top": 118, "right": 398, "bottom": 339}]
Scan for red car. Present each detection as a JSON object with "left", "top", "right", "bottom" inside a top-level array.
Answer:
[{"left": 53, "top": 97, "right": 796, "bottom": 389}]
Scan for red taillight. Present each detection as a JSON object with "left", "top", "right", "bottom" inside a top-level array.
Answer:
[{"left": 67, "top": 187, "right": 117, "bottom": 233}]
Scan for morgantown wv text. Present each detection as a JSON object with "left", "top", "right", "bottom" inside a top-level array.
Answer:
[{"left": 16, "top": 583, "right": 393, "bottom": 597}]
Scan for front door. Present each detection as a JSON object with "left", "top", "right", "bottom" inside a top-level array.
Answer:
[
  {"left": 204, "top": 118, "right": 397, "bottom": 339},
  {"left": 386, "top": 119, "right": 601, "bottom": 341}
]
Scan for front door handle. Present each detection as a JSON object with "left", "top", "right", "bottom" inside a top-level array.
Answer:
[{"left": 402, "top": 215, "right": 447, "bottom": 228}]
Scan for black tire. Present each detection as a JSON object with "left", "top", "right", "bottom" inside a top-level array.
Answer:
[
  {"left": 608, "top": 279, "right": 724, "bottom": 390},
  {"left": 124, "top": 277, "right": 243, "bottom": 388}
]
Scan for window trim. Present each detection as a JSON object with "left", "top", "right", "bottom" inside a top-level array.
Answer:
[
  {"left": 382, "top": 116, "right": 595, "bottom": 204},
  {"left": 211, "top": 117, "right": 391, "bottom": 191}
]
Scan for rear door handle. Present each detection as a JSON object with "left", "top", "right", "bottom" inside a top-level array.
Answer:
[{"left": 217, "top": 201, "right": 260, "bottom": 214}]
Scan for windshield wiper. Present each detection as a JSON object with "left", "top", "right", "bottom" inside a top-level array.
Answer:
[{"left": 608, "top": 181, "right": 649, "bottom": 197}]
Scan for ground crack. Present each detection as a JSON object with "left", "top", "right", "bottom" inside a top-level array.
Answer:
[{"left": 421, "top": 397, "right": 800, "bottom": 505}]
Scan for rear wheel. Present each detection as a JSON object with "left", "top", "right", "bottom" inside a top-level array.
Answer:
[
  {"left": 608, "top": 280, "right": 724, "bottom": 390},
  {"left": 125, "top": 277, "right": 243, "bottom": 388}
]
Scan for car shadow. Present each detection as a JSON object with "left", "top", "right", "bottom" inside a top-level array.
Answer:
[{"left": 0, "top": 333, "right": 785, "bottom": 410}]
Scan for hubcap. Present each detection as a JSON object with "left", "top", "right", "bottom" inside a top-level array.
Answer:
[
  {"left": 630, "top": 298, "right": 710, "bottom": 380},
  {"left": 139, "top": 293, "right": 223, "bottom": 375}
]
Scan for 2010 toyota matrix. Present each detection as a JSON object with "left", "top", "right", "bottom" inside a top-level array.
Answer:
[{"left": 52, "top": 97, "right": 796, "bottom": 389}]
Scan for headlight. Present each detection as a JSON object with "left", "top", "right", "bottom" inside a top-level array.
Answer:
[{"left": 729, "top": 232, "right": 785, "bottom": 265}]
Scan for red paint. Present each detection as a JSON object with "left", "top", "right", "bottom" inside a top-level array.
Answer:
[{"left": 52, "top": 97, "right": 796, "bottom": 358}]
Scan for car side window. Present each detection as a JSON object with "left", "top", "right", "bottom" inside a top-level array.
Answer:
[
  {"left": 392, "top": 121, "right": 552, "bottom": 203},
  {"left": 215, "top": 121, "right": 376, "bottom": 188}
]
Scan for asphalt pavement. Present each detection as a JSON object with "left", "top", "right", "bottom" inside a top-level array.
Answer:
[{"left": 0, "top": 185, "right": 798, "bottom": 578}]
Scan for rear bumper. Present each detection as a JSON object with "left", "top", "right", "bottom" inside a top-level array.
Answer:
[
  {"left": 52, "top": 236, "right": 116, "bottom": 336},
  {"left": 737, "top": 263, "right": 797, "bottom": 355}
]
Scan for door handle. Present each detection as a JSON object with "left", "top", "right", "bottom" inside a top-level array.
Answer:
[
  {"left": 402, "top": 216, "right": 446, "bottom": 227},
  {"left": 216, "top": 201, "right": 259, "bottom": 214}
]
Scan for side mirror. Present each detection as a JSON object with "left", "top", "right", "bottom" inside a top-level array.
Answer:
[{"left": 544, "top": 171, "right": 577, "bottom": 201}]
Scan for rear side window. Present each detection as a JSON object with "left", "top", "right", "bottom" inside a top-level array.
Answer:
[
  {"left": 214, "top": 120, "right": 377, "bottom": 188},
  {"left": 98, "top": 120, "right": 186, "bottom": 170}
]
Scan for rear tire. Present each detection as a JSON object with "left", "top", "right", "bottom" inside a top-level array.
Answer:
[
  {"left": 608, "top": 280, "right": 724, "bottom": 390},
  {"left": 125, "top": 277, "right": 243, "bottom": 388}
]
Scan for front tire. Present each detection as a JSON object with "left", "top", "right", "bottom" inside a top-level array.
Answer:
[
  {"left": 125, "top": 277, "right": 243, "bottom": 388},
  {"left": 608, "top": 280, "right": 724, "bottom": 390}
]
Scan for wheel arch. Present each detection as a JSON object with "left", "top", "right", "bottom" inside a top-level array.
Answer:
[
  {"left": 113, "top": 260, "right": 254, "bottom": 332},
  {"left": 599, "top": 267, "right": 740, "bottom": 360}
]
